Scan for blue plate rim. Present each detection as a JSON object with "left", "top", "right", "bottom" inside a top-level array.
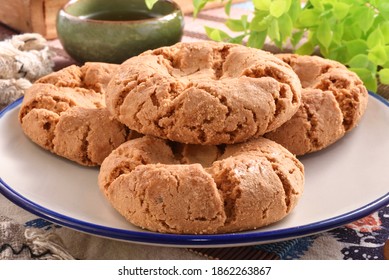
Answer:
[{"left": 0, "top": 93, "right": 388, "bottom": 246}]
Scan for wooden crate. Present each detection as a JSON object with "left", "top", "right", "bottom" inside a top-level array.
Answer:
[
  {"left": 0, "top": 0, "right": 244, "bottom": 39},
  {"left": 0, "top": 0, "right": 68, "bottom": 39}
]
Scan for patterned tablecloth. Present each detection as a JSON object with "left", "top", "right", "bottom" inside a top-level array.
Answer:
[{"left": 0, "top": 2, "right": 388, "bottom": 260}]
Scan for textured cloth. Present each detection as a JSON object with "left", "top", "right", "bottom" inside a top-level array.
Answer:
[
  {"left": 0, "top": 216, "right": 74, "bottom": 260},
  {"left": 0, "top": 33, "right": 53, "bottom": 108},
  {"left": 0, "top": 194, "right": 205, "bottom": 260}
]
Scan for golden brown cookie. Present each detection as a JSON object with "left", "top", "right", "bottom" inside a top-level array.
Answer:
[
  {"left": 265, "top": 54, "right": 368, "bottom": 155},
  {"left": 105, "top": 41, "right": 302, "bottom": 145},
  {"left": 98, "top": 136, "right": 304, "bottom": 234},
  {"left": 19, "top": 62, "right": 133, "bottom": 166}
]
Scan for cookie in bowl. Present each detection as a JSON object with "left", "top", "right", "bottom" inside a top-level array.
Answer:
[
  {"left": 98, "top": 136, "right": 304, "bottom": 234},
  {"left": 105, "top": 41, "right": 302, "bottom": 145}
]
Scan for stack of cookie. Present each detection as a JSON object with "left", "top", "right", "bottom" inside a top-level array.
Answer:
[{"left": 18, "top": 41, "right": 368, "bottom": 234}]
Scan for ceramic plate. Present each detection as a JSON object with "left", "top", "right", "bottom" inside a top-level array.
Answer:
[{"left": 1, "top": 94, "right": 388, "bottom": 247}]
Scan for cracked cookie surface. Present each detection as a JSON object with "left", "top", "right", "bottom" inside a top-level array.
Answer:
[
  {"left": 105, "top": 41, "right": 302, "bottom": 145},
  {"left": 265, "top": 54, "right": 368, "bottom": 156},
  {"left": 19, "top": 62, "right": 132, "bottom": 166},
  {"left": 98, "top": 136, "right": 304, "bottom": 234}
]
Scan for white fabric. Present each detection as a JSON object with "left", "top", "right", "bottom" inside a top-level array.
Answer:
[{"left": 0, "top": 33, "right": 53, "bottom": 109}]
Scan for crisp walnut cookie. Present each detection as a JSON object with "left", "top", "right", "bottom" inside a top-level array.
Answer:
[
  {"left": 19, "top": 62, "right": 133, "bottom": 166},
  {"left": 98, "top": 136, "right": 304, "bottom": 234},
  {"left": 105, "top": 41, "right": 302, "bottom": 145},
  {"left": 265, "top": 54, "right": 368, "bottom": 155}
]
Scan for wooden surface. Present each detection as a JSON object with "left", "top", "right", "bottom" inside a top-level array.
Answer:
[
  {"left": 0, "top": 0, "right": 68, "bottom": 39},
  {"left": 0, "top": 0, "right": 33, "bottom": 33}
]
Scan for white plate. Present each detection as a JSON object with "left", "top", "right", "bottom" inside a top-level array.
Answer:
[{"left": 1, "top": 94, "right": 389, "bottom": 247}]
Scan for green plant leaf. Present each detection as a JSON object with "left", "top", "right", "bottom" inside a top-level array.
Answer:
[
  {"left": 278, "top": 13, "right": 293, "bottom": 40},
  {"left": 247, "top": 30, "right": 267, "bottom": 49},
  {"left": 342, "top": 0, "right": 364, "bottom": 4},
  {"left": 288, "top": 0, "right": 302, "bottom": 22},
  {"left": 343, "top": 18, "right": 362, "bottom": 40},
  {"left": 378, "top": 1, "right": 389, "bottom": 20},
  {"left": 193, "top": 0, "right": 209, "bottom": 17},
  {"left": 195, "top": 0, "right": 389, "bottom": 93},
  {"left": 332, "top": 2, "right": 350, "bottom": 20},
  {"left": 291, "top": 30, "right": 305, "bottom": 47},
  {"left": 316, "top": 21, "right": 332, "bottom": 49},
  {"left": 268, "top": 18, "right": 280, "bottom": 42},
  {"left": 378, "top": 68, "right": 389, "bottom": 84},
  {"left": 348, "top": 54, "right": 370, "bottom": 68},
  {"left": 308, "top": 0, "right": 324, "bottom": 11},
  {"left": 297, "top": 9, "right": 320, "bottom": 27},
  {"left": 380, "top": 21, "right": 389, "bottom": 44},
  {"left": 296, "top": 41, "right": 315, "bottom": 55},
  {"left": 226, "top": 19, "right": 244, "bottom": 32},
  {"left": 226, "top": 15, "right": 248, "bottom": 32},
  {"left": 355, "top": 6, "right": 376, "bottom": 33},
  {"left": 383, "top": 46, "right": 389, "bottom": 67},
  {"left": 250, "top": 13, "right": 273, "bottom": 32},
  {"left": 347, "top": 54, "right": 376, "bottom": 72},
  {"left": 270, "top": 0, "right": 288, "bottom": 18},
  {"left": 368, "top": 45, "right": 388, "bottom": 66},
  {"left": 327, "top": 45, "right": 347, "bottom": 63},
  {"left": 345, "top": 39, "right": 368, "bottom": 60},
  {"left": 349, "top": 68, "right": 377, "bottom": 92},
  {"left": 240, "top": 14, "right": 249, "bottom": 30},
  {"left": 332, "top": 22, "right": 344, "bottom": 45},
  {"left": 224, "top": 0, "right": 233, "bottom": 16},
  {"left": 285, "top": 0, "right": 292, "bottom": 11},
  {"left": 204, "top": 26, "right": 231, "bottom": 42},
  {"left": 253, "top": 0, "right": 271, "bottom": 11},
  {"left": 228, "top": 34, "right": 246, "bottom": 44},
  {"left": 145, "top": 0, "right": 158, "bottom": 9},
  {"left": 367, "top": 28, "right": 385, "bottom": 49}
]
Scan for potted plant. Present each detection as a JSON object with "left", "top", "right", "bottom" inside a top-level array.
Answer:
[{"left": 191, "top": 0, "right": 389, "bottom": 96}]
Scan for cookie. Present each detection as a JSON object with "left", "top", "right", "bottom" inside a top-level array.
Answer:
[
  {"left": 19, "top": 62, "right": 133, "bottom": 166},
  {"left": 98, "top": 136, "right": 304, "bottom": 234},
  {"left": 105, "top": 41, "right": 302, "bottom": 145},
  {"left": 265, "top": 54, "right": 368, "bottom": 155}
]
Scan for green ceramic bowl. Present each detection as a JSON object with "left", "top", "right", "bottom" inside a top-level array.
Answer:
[{"left": 56, "top": 0, "right": 184, "bottom": 63}]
